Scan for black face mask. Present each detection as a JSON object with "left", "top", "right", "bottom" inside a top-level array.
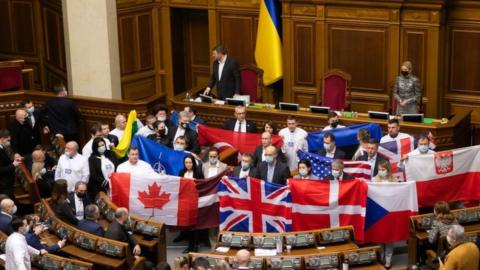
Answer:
[
  {"left": 158, "top": 129, "right": 166, "bottom": 135},
  {"left": 331, "top": 121, "right": 339, "bottom": 128},
  {"left": 401, "top": 71, "right": 409, "bottom": 77},
  {"left": 76, "top": 192, "right": 86, "bottom": 198},
  {"left": 181, "top": 123, "right": 188, "bottom": 129}
]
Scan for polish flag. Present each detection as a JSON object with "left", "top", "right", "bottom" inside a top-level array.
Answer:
[
  {"left": 405, "top": 145, "right": 480, "bottom": 207},
  {"left": 289, "top": 179, "right": 368, "bottom": 241},
  {"left": 110, "top": 172, "right": 198, "bottom": 226},
  {"left": 364, "top": 181, "right": 418, "bottom": 243}
]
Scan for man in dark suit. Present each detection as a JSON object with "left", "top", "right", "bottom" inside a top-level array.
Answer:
[
  {"left": 105, "top": 208, "right": 142, "bottom": 256},
  {"left": 232, "top": 153, "right": 258, "bottom": 178},
  {"left": 223, "top": 106, "right": 257, "bottom": 133},
  {"left": 39, "top": 84, "right": 81, "bottom": 144},
  {"left": 9, "top": 109, "right": 36, "bottom": 156},
  {"left": 203, "top": 44, "right": 241, "bottom": 100},
  {"left": 253, "top": 132, "right": 285, "bottom": 167},
  {"left": 0, "top": 198, "right": 17, "bottom": 235},
  {"left": 99, "top": 120, "right": 119, "bottom": 147},
  {"left": 67, "top": 181, "right": 91, "bottom": 221},
  {"left": 0, "top": 130, "right": 21, "bottom": 199},
  {"left": 20, "top": 99, "right": 41, "bottom": 147},
  {"left": 317, "top": 132, "right": 345, "bottom": 159},
  {"left": 184, "top": 106, "right": 205, "bottom": 125},
  {"left": 358, "top": 139, "right": 387, "bottom": 177},
  {"left": 169, "top": 111, "right": 200, "bottom": 154},
  {"left": 256, "top": 146, "right": 291, "bottom": 185},
  {"left": 78, "top": 204, "right": 105, "bottom": 237},
  {"left": 326, "top": 159, "right": 355, "bottom": 180}
]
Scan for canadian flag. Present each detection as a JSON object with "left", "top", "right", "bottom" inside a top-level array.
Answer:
[
  {"left": 405, "top": 145, "right": 480, "bottom": 207},
  {"left": 110, "top": 172, "right": 198, "bottom": 226}
]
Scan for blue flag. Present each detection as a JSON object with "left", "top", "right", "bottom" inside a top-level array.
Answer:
[
  {"left": 307, "top": 123, "right": 383, "bottom": 152},
  {"left": 131, "top": 135, "right": 186, "bottom": 176},
  {"left": 170, "top": 111, "right": 199, "bottom": 130},
  {"left": 297, "top": 151, "right": 333, "bottom": 178}
]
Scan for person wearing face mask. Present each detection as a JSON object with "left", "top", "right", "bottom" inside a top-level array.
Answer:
[
  {"left": 88, "top": 137, "right": 118, "bottom": 200},
  {"left": 256, "top": 145, "right": 291, "bottom": 185},
  {"left": 54, "top": 141, "right": 89, "bottom": 192},
  {"left": 20, "top": 99, "right": 41, "bottom": 147},
  {"left": 293, "top": 159, "right": 319, "bottom": 180},
  {"left": 393, "top": 61, "right": 422, "bottom": 115},
  {"left": 439, "top": 225, "right": 479, "bottom": 270},
  {"left": 0, "top": 199, "right": 18, "bottom": 235},
  {"left": 202, "top": 148, "right": 227, "bottom": 178},
  {"left": 5, "top": 217, "right": 46, "bottom": 270},
  {"left": 116, "top": 147, "right": 155, "bottom": 174},
  {"left": 153, "top": 104, "right": 176, "bottom": 129},
  {"left": 253, "top": 132, "right": 285, "bottom": 167},
  {"left": 326, "top": 159, "right": 354, "bottom": 181},
  {"left": 9, "top": 109, "right": 36, "bottom": 155},
  {"left": 169, "top": 111, "right": 200, "bottom": 154},
  {"left": 67, "top": 181, "right": 91, "bottom": 221},
  {"left": 323, "top": 111, "right": 346, "bottom": 131},
  {"left": 316, "top": 133, "right": 345, "bottom": 159},
  {"left": 233, "top": 153, "right": 258, "bottom": 178},
  {"left": 399, "top": 135, "right": 435, "bottom": 170},
  {"left": 0, "top": 129, "right": 22, "bottom": 199},
  {"left": 380, "top": 119, "right": 413, "bottom": 145},
  {"left": 147, "top": 121, "right": 171, "bottom": 146},
  {"left": 136, "top": 114, "right": 158, "bottom": 138},
  {"left": 81, "top": 122, "right": 112, "bottom": 158}
]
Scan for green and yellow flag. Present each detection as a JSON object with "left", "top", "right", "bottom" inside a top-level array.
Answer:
[{"left": 112, "top": 110, "right": 138, "bottom": 158}]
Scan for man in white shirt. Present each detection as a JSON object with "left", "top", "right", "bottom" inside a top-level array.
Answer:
[
  {"left": 380, "top": 118, "right": 412, "bottom": 144},
  {"left": 5, "top": 217, "right": 45, "bottom": 270},
  {"left": 117, "top": 147, "right": 155, "bottom": 174},
  {"left": 323, "top": 111, "right": 345, "bottom": 131},
  {"left": 399, "top": 134, "right": 435, "bottom": 169},
  {"left": 110, "top": 114, "right": 126, "bottom": 141},
  {"left": 136, "top": 114, "right": 158, "bottom": 138},
  {"left": 82, "top": 123, "right": 111, "bottom": 158},
  {"left": 201, "top": 148, "right": 227, "bottom": 178},
  {"left": 55, "top": 141, "right": 89, "bottom": 192},
  {"left": 278, "top": 116, "right": 309, "bottom": 170},
  {"left": 67, "top": 181, "right": 90, "bottom": 221}
]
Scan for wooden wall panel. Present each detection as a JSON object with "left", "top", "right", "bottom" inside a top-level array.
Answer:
[
  {"left": 218, "top": 12, "right": 257, "bottom": 66},
  {"left": 293, "top": 22, "right": 315, "bottom": 87},
  {"left": 401, "top": 29, "right": 426, "bottom": 86},
  {"left": 119, "top": 16, "right": 138, "bottom": 74},
  {"left": 449, "top": 29, "right": 480, "bottom": 94},
  {"left": 0, "top": 0, "right": 13, "bottom": 53},
  {"left": 12, "top": 1, "right": 36, "bottom": 55}
]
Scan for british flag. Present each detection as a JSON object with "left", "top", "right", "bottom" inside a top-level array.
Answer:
[
  {"left": 378, "top": 134, "right": 415, "bottom": 181},
  {"left": 218, "top": 176, "right": 292, "bottom": 233}
]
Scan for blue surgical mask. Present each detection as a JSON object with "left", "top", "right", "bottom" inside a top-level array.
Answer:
[
  {"left": 418, "top": 145, "right": 429, "bottom": 154},
  {"left": 241, "top": 162, "right": 250, "bottom": 170},
  {"left": 27, "top": 107, "right": 35, "bottom": 114},
  {"left": 174, "top": 144, "right": 185, "bottom": 151},
  {"left": 98, "top": 146, "right": 106, "bottom": 154},
  {"left": 209, "top": 158, "right": 218, "bottom": 165},
  {"left": 299, "top": 168, "right": 308, "bottom": 177},
  {"left": 11, "top": 205, "right": 17, "bottom": 215},
  {"left": 332, "top": 170, "right": 340, "bottom": 179},
  {"left": 323, "top": 143, "right": 331, "bottom": 151},
  {"left": 378, "top": 171, "right": 388, "bottom": 178},
  {"left": 265, "top": 156, "right": 274, "bottom": 164},
  {"left": 64, "top": 151, "right": 71, "bottom": 158}
]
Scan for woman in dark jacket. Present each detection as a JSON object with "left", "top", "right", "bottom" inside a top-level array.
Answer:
[
  {"left": 88, "top": 137, "right": 118, "bottom": 201},
  {"left": 178, "top": 155, "right": 204, "bottom": 179},
  {"left": 52, "top": 179, "right": 79, "bottom": 226}
]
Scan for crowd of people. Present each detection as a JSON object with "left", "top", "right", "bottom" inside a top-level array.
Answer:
[{"left": 0, "top": 82, "right": 478, "bottom": 269}]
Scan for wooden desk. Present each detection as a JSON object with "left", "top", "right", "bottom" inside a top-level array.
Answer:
[{"left": 171, "top": 98, "right": 472, "bottom": 150}]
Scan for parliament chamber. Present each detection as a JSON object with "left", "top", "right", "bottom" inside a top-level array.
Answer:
[{"left": 2, "top": 0, "right": 480, "bottom": 269}]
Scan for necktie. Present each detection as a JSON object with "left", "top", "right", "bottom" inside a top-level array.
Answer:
[{"left": 237, "top": 121, "right": 242, "bottom": 132}]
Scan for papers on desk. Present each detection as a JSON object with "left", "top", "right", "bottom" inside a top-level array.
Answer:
[
  {"left": 214, "top": 100, "right": 225, "bottom": 105},
  {"left": 254, "top": 248, "right": 278, "bottom": 256},
  {"left": 215, "top": 246, "right": 230, "bottom": 253}
]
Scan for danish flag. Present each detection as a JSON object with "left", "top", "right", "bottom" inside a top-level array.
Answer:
[{"left": 218, "top": 176, "right": 292, "bottom": 233}]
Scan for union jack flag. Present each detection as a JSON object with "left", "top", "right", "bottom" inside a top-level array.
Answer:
[
  {"left": 218, "top": 176, "right": 292, "bottom": 232},
  {"left": 378, "top": 134, "right": 415, "bottom": 181}
]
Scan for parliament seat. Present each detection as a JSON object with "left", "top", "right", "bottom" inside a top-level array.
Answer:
[
  {"left": 14, "top": 162, "right": 41, "bottom": 205},
  {"left": 0, "top": 60, "right": 34, "bottom": 91},
  {"left": 321, "top": 69, "right": 351, "bottom": 111},
  {"left": 240, "top": 64, "right": 264, "bottom": 103}
]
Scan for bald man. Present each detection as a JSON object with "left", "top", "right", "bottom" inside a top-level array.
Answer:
[
  {"left": 235, "top": 249, "right": 251, "bottom": 269},
  {"left": 255, "top": 145, "right": 291, "bottom": 185},
  {"left": 253, "top": 132, "right": 285, "bottom": 167},
  {"left": 110, "top": 114, "right": 127, "bottom": 141},
  {"left": 0, "top": 199, "right": 17, "bottom": 235},
  {"left": 105, "top": 208, "right": 141, "bottom": 256},
  {"left": 55, "top": 141, "right": 89, "bottom": 192},
  {"left": 9, "top": 109, "right": 37, "bottom": 155}
]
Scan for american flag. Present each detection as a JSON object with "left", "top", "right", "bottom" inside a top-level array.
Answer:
[{"left": 297, "top": 151, "right": 372, "bottom": 181}]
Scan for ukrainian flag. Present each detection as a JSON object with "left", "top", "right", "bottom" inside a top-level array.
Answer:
[
  {"left": 112, "top": 110, "right": 138, "bottom": 158},
  {"left": 255, "top": 0, "right": 282, "bottom": 85}
]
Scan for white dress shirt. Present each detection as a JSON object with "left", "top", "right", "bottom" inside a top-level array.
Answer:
[
  {"left": 136, "top": 125, "right": 157, "bottom": 137},
  {"left": 233, "top": 120, "right": 247, "bottom": 133},
  {"left": 323, "top": 124, "right": 346, "bottom": 131},
  {"left": 173, "top": 127, "right": 186, "bottom": 143},
  {"left": 5, "top": 232, "right": 40, "bottom": 270},
  {"left": 183, "top": 171, "right": 194, "bottom": 179},
  {"left": 218, "top": 55, "right": 227, "bottom": 80},
  {"left": 110, "top": 128, "right": 124, "bottom": 141},
  {"left": 239, "top": 168, "right": 250, "bottom": 179},
  {"left": 278, "top": 127, "right": 309, "bottom": 170},
  {"left": 55, "top": 153, "right": 90, "bottom": 192},
  {"left": 116, "top": 160, "right": 155, "bottom": 174},
  {"left": 73, "top": 193, "right": 85, "bottom": 220}
]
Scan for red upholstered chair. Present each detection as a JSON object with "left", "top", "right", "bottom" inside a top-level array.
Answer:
[
  {"left": 321, "top": 69, "right": 352, "bottom": 110},
  {"left": 0, "top": 59, "right": 34, "bottom": 91},
  {"left": 240, "top": 64, "right": 264, "bottom": 103}
]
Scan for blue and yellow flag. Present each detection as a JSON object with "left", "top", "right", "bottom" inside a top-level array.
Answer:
[{"left": 255, "top": 0, "right": 282, "bottom": 85}]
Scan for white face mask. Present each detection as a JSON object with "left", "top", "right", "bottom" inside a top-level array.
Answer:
[
  {"left": 418, "top": 144, "right": 429, "bottom": 154},
  {"left": 446, "top": 235, "right": 453, "bottom": 246},
  {"left": 27, "top": 107, "right": 35, "bottom": 114},
  {"left": 174, "top": 144, "right": 185, "bottom": 151},
  {"left": 11, "top": 205, "right": 17, "bottom": 215},
  {"left": 157, "top": 116, "right": 166, "bottom": 122},
  {"left": 299, "top": 168, "right": 308, "bottom": 177},
  {"left": 332, "top": 170, "right": 340, "bottom": 179}
]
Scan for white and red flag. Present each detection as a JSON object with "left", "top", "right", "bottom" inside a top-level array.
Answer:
[
  {"left": 289, "top": 179, "right": 368, "bottom": 241},
  {"left": 405, "top": 145, "right": 480, "bottom": 207},
  {"left": 110, "top": 172, "right": 198, "bottom": 226}
]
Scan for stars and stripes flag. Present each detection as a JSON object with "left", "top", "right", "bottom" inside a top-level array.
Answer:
[
  {"left": 297, "top": 151, "right": 372, "bottom": 181},
  {"left": 218, "top": 176, "right": 292, "bottom": 233},
  {"left": 378, "top": 134, "right": 415, "bottom": 181}
]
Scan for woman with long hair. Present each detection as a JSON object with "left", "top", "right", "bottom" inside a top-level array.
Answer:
[{"left": 88, "top": 137, "right": 118, "bottom": 200}]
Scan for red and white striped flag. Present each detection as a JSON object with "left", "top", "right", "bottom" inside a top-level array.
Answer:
[{"left": 343, "top": 161, "right": 372, "bottom": 181}]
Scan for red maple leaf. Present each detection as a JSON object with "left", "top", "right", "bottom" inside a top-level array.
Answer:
[{"left": 138, "top": 182, "right": 171, "bottom": 209}]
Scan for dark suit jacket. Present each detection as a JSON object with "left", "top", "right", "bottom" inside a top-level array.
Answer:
[
  {"left": 67, "top": 193, "right": 91, "bottom": 220},
  {"left": 78, "top": 219, "right": 105, "bottom": 237},
  {"left": 223, "top": 119, "right": 257, "bottom": 133},
  {"left": 9, "top": 120, "right": 37, "bottom": 155},
  {"left": 253, "top": 146, "right": 286, "bottom": 167},
  {"left": 326, "top": 172, "right": 355, "bottom": 181},
  {"left": 358, "top": 153, "right": 387, "bottom": 177},
  {"left": 192, "top": 115, "right": 205, "bottom": 125},
  {"left": 256, "top": 161, "right": 291, "bottom": 185},
  {"left": 25, "top": 232, "right": 60, "bottom": 253},
  {"left": 232, "top": 166, "right": 258, "bottom": 178},
  {"left": 168, "top": 126, "right": 200, "bottom": 154},
  {"left": 316, "top": 147, "right": 346, "bottom": 160},
  {"left": 105, "top": 134, "right": 119, "bottom": 147},
  {"left": 207, "top": 56, "right": 241, "bottom": 100},
  {"left": 0, "top": 212, "right": 13, "bottom": 235},
  {"left": 39, "top": 97, "right": 81, "bottom": 136},
  {"left": 0, "top": 147, "right": 15, "bottom": 198},
  {"left": 105, "top": 219, "right": 137, "bottom": 249},
  {"left": 28, "top": 109, "right": 42, "bottom": 142},
  {"left": 53, "top": 198, "right": 79, "bottom": 226},
  {"left": 88, "top": 152, "right": 118, "bottom": 200}
]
